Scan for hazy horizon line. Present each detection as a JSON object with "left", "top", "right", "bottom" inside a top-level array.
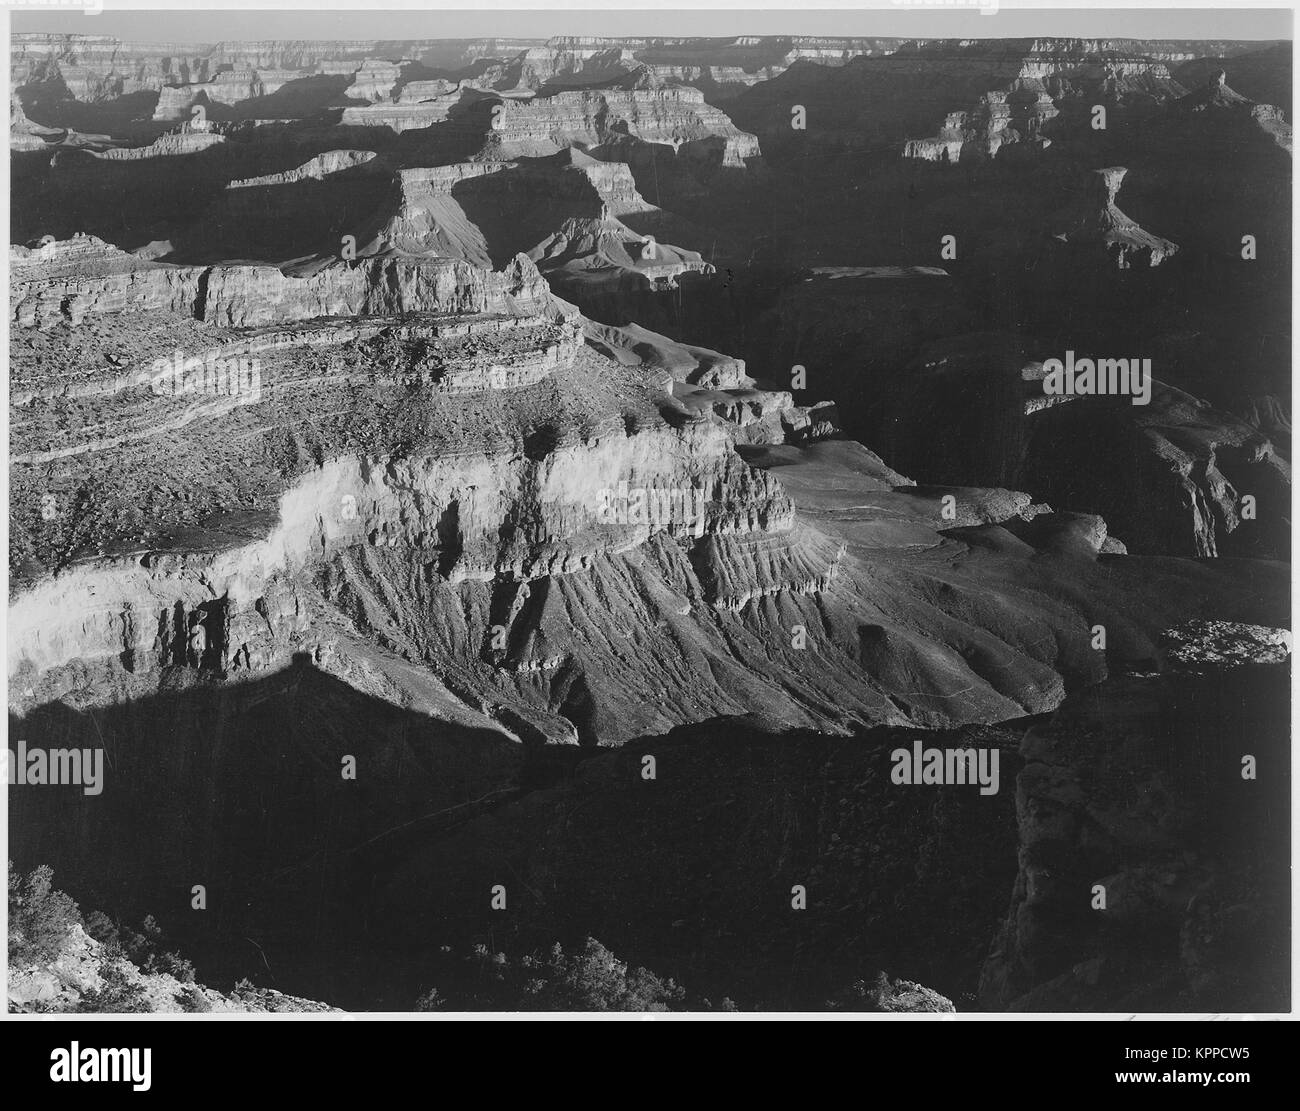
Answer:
[
  {"left": 12, "top": 9, "right": 1294, "bottom": 45},
  {"left": 10, "top": 31, "right": 1295, "bottom": 43}
]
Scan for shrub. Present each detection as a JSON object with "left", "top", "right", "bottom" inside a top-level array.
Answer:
[
  {"left": 420, "top": 936, "right": 688, "bottom": 1011},
  {"left": 177, "top": 984, "right": 212, "bottom": 1013},
  {"left": 522, "top": 937, "right": 685, "bottom": 1012},
  {"left": 414, "top": 987, "right": 444, "bottom": 1011},
  {"left": 8, "top": 862, "right": 83, "bottom": 965},
  {"left": 82, "top": 909, "right": 120, "bottom": 948},
  {"left": 146, "top": 950, "right": 197, "bottom": 983},
  {"left": 77, "top": 961, "right": 148, "bottom": 1013}
]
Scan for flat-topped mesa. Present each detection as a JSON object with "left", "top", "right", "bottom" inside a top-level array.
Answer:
[
  {"left": 344, "top": 59, "right": 405, "bottom": 103},
  {"left": 517, "top": 43, "right": 640, "bottom": 88},
  {"left": 338, "top": 84, "right": 498, "bottom": 133},
  {"left": 1022, "top": 37, "right": 1215, "bottom": 61},
  {"left": 487, "top": 88, "right": 761, "bottom": 167},
  {"left": 151, "top": 73, "right": 274, "bottom": 120},
  {"left": 11, "top": 235, "right": 565, "bottom": 329},
  {"left": 1054, "top": 166, "right": 1179, "bottom": 269},
  {"left": 393, "top": 78, "right": 459, "bottom": 104}
]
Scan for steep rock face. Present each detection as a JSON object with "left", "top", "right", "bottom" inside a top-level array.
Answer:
[
  {"left": 744, "top": 266, "right": 978, "bottom": 457},
  {"left": 338, "top": 98, "right": 468, "bottom": 133},
  {"left": 159, "top": 143, "right": 710, "bottom": 301},
  {"left": 899, "top": 43, "right": 1191, "bottom": 163},
  {"left": 1052, "top": 167, "right": 1179, "bottom": 269},
  {"left": 859, "top": 332, "right": 1046, "bottom": 490},
  {"left": 170, "top": 148, "right": 400, "bottom": 263},
  {"left": 375, "top": 163, "right": 505, "bottom": 265},
  {"left": 384, "top": 150, "right": 710, "bottom": 297},
  {"left": 732, "top": 39, "right": 1201, "bottom": 163},
  {"left": 11, "top": 235, "right": 559, "bottom": 328},
  {"left": 1168, "top": 69, "right": 1292, "bottom": 152},
  {"left": 903, "top": 91, "right": 1054, "bottom": 164},
  {"left": 1175, "top": 44, "right": 1292, "bottom": 124},
  {"left": 344, "top": 59, "right": 404, "bottom": 103},
  {"left": 15, "top": 234, "right": 1284, "bottom": 751},
  {"left": 12, "top": 33, "right": 1268, "bottom": 133},
  {"left": 486, "top": 87, "right": 761, "bottom": 169},
  {"left": 634, "top": 37, "right": 903, "bottom": 98},
  {"left": 1021, "top": 381, "right": 1290, "bottom": 559},
  {"left": 517, "top": 42, "right": 641, "bottom": 90},
  {"left": 151, "top": 72, "right": 278, "bottom": 121},
  {"left": 12, "top": 33, "right": 213, "bottom": 94},
  {"left": 10, "top": 96, "right": 59, "bottom": 151},
  {"left": 393, "top": 78, "right": 459, "bottom": 105},
  {"left": 979, "top": 631, "right": 1290, "bottom": 1011}
]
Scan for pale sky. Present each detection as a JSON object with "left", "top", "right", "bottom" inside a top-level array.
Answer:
[{"left": 12, "top": 7, "right": 1294, "bottom": 43}]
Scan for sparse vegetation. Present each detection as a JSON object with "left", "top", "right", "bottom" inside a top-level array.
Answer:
[
  {"left": 8, "top": 861, "right": 83, "bottom": 964},
  {"left": 413, "top": 937, "right": 688, "bottom": 1011},
  {"left": 10, "top": 863, "right": 201, "bottom": 1012},
  {"left": 76, "top": 961, "right": 149, "bottom": 1013}
]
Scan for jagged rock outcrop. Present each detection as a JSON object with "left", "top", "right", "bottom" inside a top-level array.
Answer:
[
  {"left": 227, "top": 148, "right": 381, "bottom": 188},
  {"left": 1052, "top": 167, "right": 1179, "bottom": 269},
  {"left": 10, "top": 96, "right": 59, "bottom": 151},
  {"left": 1022, "top": 379, "right": 1290, "bottom": 558},
  {"left": 94, "top": 129, "right": 225, "bottom": 159},
  {"left": 527, "top": 216, "right": 711, "bottom": 295},
  {"left": 733, "top": 38, "right": 1202, "bottom": 163},
  {"left": 484, "top": 86, "right": 761, "bottom": 170},
  {"left": 902, "top": 46, "right": 1186, "bottom": 163},
  {"left": 1170, "top": 68, "right": 1292, "bottom": 152}
]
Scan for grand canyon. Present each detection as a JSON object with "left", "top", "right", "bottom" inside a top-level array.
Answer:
[{"left": 6, "top": 19, "right": 1291, "bottom": 1014}]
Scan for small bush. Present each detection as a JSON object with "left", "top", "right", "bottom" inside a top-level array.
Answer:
[
  {"left": 521, "top": 938, "right": 686, "bottom": 1012},
  {"left": 146, "top": 950, "right": 196, "bottom": 983},
  {"left": 177, "top": 985, "right": 212, "bottom": 1013},
  {"left": 82, "top": 910, "right": 120, "bottom": 948},
  {"left": 414, "top": 987, "right": 444, "bottom": 1011},
  {"left": 8, "top": 862, "right": 83, "bottom": 965},
  {"left": 77, "top": 961, "right": 148, "bottom": 1013},
  {"left": 417, "top": 936, "right": 688, "bottom": 1011}
]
